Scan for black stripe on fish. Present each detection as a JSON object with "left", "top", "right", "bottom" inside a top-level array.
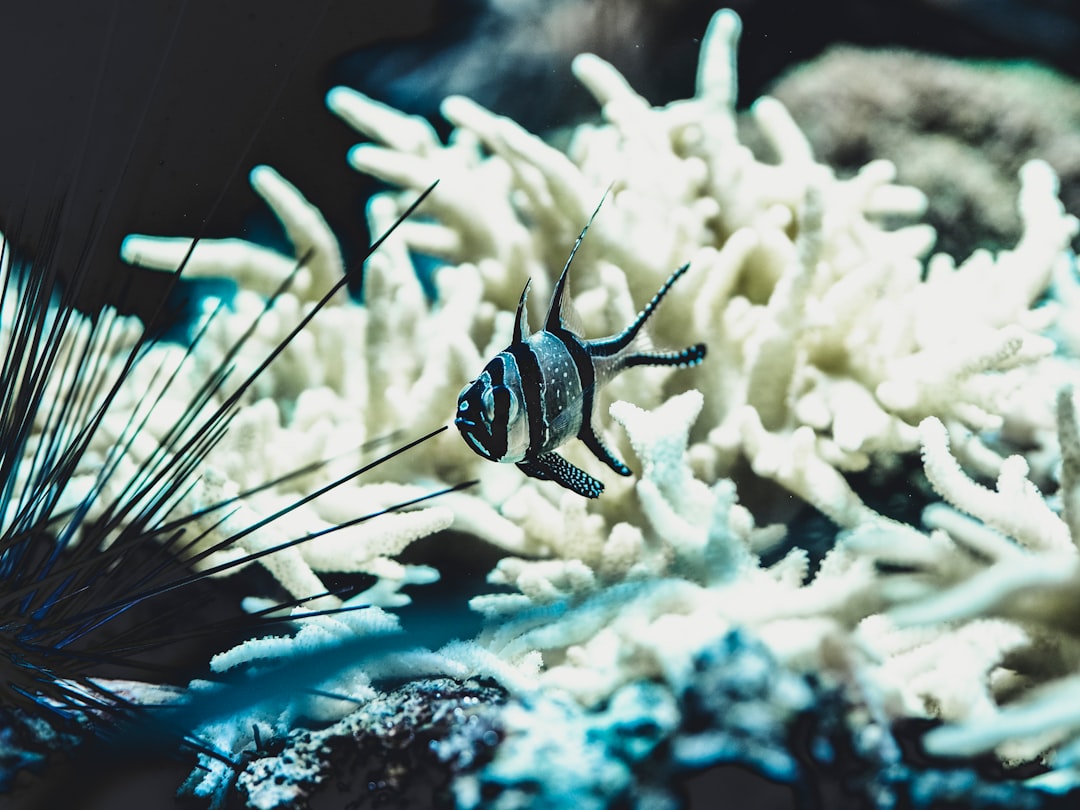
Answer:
[
  {"left": 483, "top": 360, "right": 509, "bottom": 460},
  {"left": 546, "top": 317, "right": 630, "bottom": 477},
  {"left": 505, "top": 342, "right": 546, "bottom": 457}
]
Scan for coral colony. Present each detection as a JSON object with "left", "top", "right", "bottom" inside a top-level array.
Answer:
[{"left": 7, "top": 6, "right": 1080, "bottom": 809}]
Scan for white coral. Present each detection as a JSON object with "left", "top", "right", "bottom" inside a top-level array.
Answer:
[
  {"left": 14, "top": 167, "right": 459, "bottom": 610},
  {"left": 838, "top": 392, "right": 1080, "bottom": 776},
  {"left": 88, "top": 4, "right": 1080, "bottom": 788},
  {"left": 317, "top": 6, "right": 1075, "bottom": 547},
  {"left": 103, "top": 6, "right": 1077, "bottom": 596},
  {"left": 469, "top": 391, "right": 890, "bottom": 704}
]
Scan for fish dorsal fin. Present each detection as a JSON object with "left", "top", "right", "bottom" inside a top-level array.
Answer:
[
  {"left": 546, "top": 264, "right": 586, "bottom": 338},
  {"left": 545, "top": 185, "right": 613, "bottom": 334},
  {"left": 513, "top": 278, "right": 532, "bottom": 344}
]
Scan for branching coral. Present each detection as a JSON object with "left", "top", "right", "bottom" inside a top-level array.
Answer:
[
  {"left": 317, "top": 8, "right": 1076, "bottom": 544},
  {"left": 837, "top": 390, "right": 1080, "bottom": 784},
  {"left": 116, "top": 6, "right": 1076, "bottom": 597},
  {"left": 466, "top": 390, "right": 897, "bottom": 706},
  {"left": 44, "top": 168, "right": 460, "bottom": 610},
  {"left": 85, "top": 3, "right": 1080, "bottom": 800},
  {"left": 325, "top": 5, "right": 1080, "bottom": 789},
  {"left": 284, "top": 12, "right": 1080, "bottom": 742}
]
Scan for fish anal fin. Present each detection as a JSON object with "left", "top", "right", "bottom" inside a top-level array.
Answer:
[
  {"left": 518, "top": 452, "right": 604, "bottom": 498},
  {"left": 580, "top": 424, "right": 631, "bottom": 477}
]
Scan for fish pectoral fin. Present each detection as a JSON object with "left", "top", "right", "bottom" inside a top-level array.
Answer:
[
  {"left": 518, "top": 453, "right": 604, "bottom": 498},
  {"left": 580, "top": 425, "right": 631, "bottom": 477}
]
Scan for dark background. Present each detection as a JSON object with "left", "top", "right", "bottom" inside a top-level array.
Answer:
[
  {"left": 0, "top": 0, "right": 437, "bottom": 319},
  {"left": 1, "top": 0, "right": 1078, "bottom": 324}
]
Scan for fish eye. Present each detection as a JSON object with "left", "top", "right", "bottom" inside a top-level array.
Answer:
[
  {"left": 479, "top": 385, "right": 518, "bottom": 425},
  {"left": 480, "top": 387, "right": 497, "bottom": 423}
]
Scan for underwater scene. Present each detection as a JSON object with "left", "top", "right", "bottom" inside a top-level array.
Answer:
[{"left": 4, "top": 1, "right": 1080, "bottom": 808}]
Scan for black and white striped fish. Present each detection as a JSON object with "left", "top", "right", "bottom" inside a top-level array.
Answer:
[{"left": 454, "top": 203, "right": 706, "bottom": 498}]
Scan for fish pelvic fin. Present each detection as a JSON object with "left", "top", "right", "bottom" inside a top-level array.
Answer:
[{"left": 517, "top": 452, "right": 604, "bottom": 498}]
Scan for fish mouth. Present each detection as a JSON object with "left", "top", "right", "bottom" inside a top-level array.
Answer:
[{"left": 456, "top": 422, "right": 492, "bottom": 458}]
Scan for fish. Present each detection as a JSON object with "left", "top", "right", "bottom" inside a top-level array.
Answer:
[{"left": 454, "top": 198, "right": 706, "bottom": 497}]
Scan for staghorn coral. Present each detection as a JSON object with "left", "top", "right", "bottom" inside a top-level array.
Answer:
[
  {"left": 317, "top": 7, "right": 1076, "bottom": 544},
  {"left": 331, "top": 6, "right": 1080, "bottom": 790},
  {"left": 834, "top": 388, "right": 1080, "bottom": 789},
  {"left": 123, "top": 6, "right": 1076, "bottom": 580},
  {"left": 466, "top": 389, "right": 898, "bottom": 706},
  {"left": 35, "top": 167, "right": 461, "bottom": 612},
  {"left": 97, "top": 4, "right": 1080, "bottom": 801},
  {"left": 315, "top": 13, "right": 1080, "bottom": 734}
]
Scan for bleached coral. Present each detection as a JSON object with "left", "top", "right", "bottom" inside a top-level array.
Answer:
[
  {"left": 319, "top": 7, "right": 1076, "bottom": 543},
  {"left": 105, "top": 7, "right": 1076, "bottom": 610},
  {"left": 97, "top": 3, "right": 1080, "bottom": 792},
  {"left": 275, "top": 8, "right": 1080, "bottom": 732},
  {"left": 467, "top": 391, "right": 890, "bottom": 705},
  {"left": 326, "top": 6, "right": 1080, "bottom": 786},
  {"left": 835, "top": 391, "right": 1080, "bottom": 782}
]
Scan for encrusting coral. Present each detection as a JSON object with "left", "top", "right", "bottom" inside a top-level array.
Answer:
[
  {"left": 93, "top": 3, "right": 1080, "bottom": 802},
  {"left": 764, "top": 45, "right": 1080, "bottom": 259}
]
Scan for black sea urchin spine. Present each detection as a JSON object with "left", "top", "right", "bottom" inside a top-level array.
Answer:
[
  {"left": 0, "top": 177, "right": 446, "bottom": 744},
  {"left": 0, "top": 8, "right": 476, "bottom": 805}
]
